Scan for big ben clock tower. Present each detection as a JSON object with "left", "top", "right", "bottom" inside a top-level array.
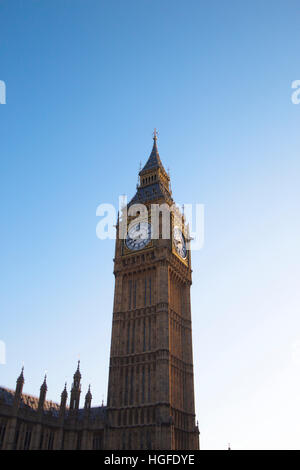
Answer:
[{"left": 105, "top": 132, "right": 200, "bottom": 450}]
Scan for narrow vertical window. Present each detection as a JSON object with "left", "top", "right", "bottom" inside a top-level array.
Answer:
[
  {"left": 133, "top": 280, "right": 137, "bottom": 309},
  {"left": 142, "top": 366, "right": 145, "bottom": 403},
  {"left": 148, "top": 365, "right": 151, "bottom": 402},
  {"left": 124, "top": 369, "right": 128, "bottom": 405},
  {"left": 136, "top": 366, "right": 139, "bottom": 403},
  {"left": 147, "top": 431, "right": 152, "bottom": 450},
  {"left": 148, "top": 316, "right": 151, "bottom": 350},
  {"left": 149, "top": 277, "right": 152, "bottom": 305},
  {"left": 131, "top": 320, "right": 135, "bottom": 353},
  {"left": 130, "top": 367, "right": 134, "bottom": 404},
  {"left": 128, "top": 280, "right": 132, "bottom": 310},
  {"left": 0, "top": 420, "right": 7, "bottom": 450},
  {"left": 126, "top": 322, "right": 130, "bottom": 354},
  {"left": 144, "top": 278, "right": 147, "bottom": 306},
  {"left": 140, "top": 430, "right": 144, "bottom": 449},
  {"left": 119, "top": 368, "right": 123, "bottom": 403},
  {"left": 143, "top": 318, "right": 146, "bottom": 352}
]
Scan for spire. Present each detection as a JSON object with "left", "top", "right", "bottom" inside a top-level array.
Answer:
[
  {"left": 129, "top": 130, "right": 172, "bottom": 206},
  {"left": 153, "top": 127, "right": 158, "bottom": 147},
  {"left": 84, "top": 385, "right": 92, "bottom": 410},
  {"left": 139, "top": 129, "right": 164, "bottom": 174},
  {"left": 40, "top": 373, "right": 47, "bottom": 392},
  {"left": 17, "top": 366, "right": 24, "bottom": 386},
  {"left": 70, "top": 361, "right": 82, "bottom": 412},
  {"left": 61, "top": 382, "right": 68, "bottom": 399},
  {"left": 38, "top": 373, "right": 48, "bottom": 411},
  {"left": 14, "top": 366, "right": 25, "bottom": 408},
  {"left": 86, "top": 384, "right": 92, "bottom": 399},
  {"left": 73, "top": 360, "right": 81, "bottom": 383},
  {"left": 59, "top": 382, "right": 68, "bottom": 417}
]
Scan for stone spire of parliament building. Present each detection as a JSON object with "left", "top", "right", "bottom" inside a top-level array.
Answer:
[{"left": 0, "top": 133, "right": 200, "bottom": 450}]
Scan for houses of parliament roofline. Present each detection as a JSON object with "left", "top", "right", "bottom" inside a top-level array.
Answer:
[{"left": 0, "top": 363, "right": 106, "bottom": 450}]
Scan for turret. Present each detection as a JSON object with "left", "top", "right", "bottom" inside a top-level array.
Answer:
[
  {"left": 59, "top": 382, "right": 68, "bottom": 418},
  {"left": 84, "top": 385, "right": 92, "bottom": 412},
  {"left": 13, "top": 366, "right": 24, "bottom": 408},
  {"left": 69, "top": 361, "right": 81, "bottom": 412},
  {"left": 38, "top": 374, "right": 47, "bottom": 412}
]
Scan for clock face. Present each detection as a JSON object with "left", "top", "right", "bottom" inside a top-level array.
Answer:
[
  {"left": 126, "top": 222, "right": 151, "bottom": 251},
  {"left": 173, "top": 226, "right": 187, "bottom": 259}
]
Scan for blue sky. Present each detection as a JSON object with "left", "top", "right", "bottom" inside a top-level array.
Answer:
[{"left": 1, "top": 0, "right": 300, "bottom": 449}]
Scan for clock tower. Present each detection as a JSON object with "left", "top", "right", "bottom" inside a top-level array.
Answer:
[{"left": 105, "top": 132, "right": 200, "bottom": 450}]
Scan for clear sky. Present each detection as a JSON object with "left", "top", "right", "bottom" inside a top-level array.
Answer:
[{"left": 1, "top": 0, "right": 300, "bottom": 450}]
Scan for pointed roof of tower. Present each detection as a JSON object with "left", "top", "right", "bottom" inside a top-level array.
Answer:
[
  {"left": 140, "top": 129, "right": 165, "bottom": 174},
  {"left": 74, "top": 360, "right": 81, "bottom": 380},
  {"left": 85, "top": 385, "right": 92, "bottom": 407},
  {"left": 40, "top": 374, "right": 47, "bottom": 392},
  {"left": 61, "top": 382, "right": 68, "bottom": 398},
  {"left": 17, "top": 366, "right": 24, "bottom": 385},
  {"left": 129, "top": 130, "right": 173, "bottom": 206},
  {"left": 85, "top": 384, "right": 92, "bottom": 400}
]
